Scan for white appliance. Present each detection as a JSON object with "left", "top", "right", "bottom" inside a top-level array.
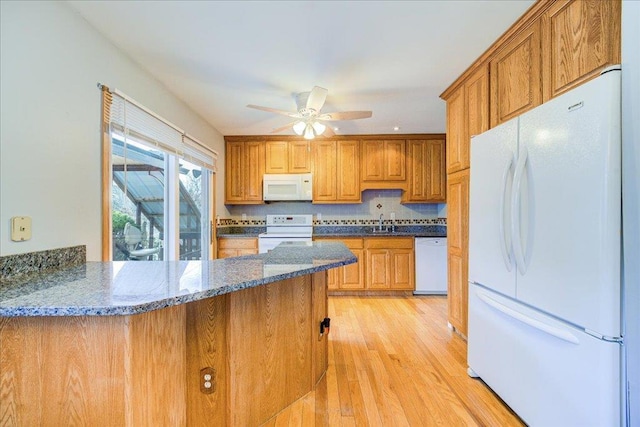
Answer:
[
  {"left": 263, "top": 173, "right": 313, "bottom": 201},
  {"left": 258, "top": 214, "right": 313, "bottom": 253},
  {"left": 414, "top": 238, "right": 447, "bottom": 295},
  {"left": 468, "top": 67, "right": 625, "bottom": 426}
]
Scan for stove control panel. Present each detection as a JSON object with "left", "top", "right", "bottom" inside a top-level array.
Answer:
[{"left": 266, "top": 214, "right": 313, "bottom": 226}]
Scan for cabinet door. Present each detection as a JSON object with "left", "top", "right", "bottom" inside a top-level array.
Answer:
[
  {"left": 264, "top": 141, "right": 288, "bottom": 173},
  {"left": 406, "top": 140, "right": 428, "bottom": 201},
  {"left": 341, "top": 248, "right": 365, "bottom": 289},
  {"left": 218, "top": 237, "right": 258, "bottom": 259},
  {"left": 405, "top": 139, "right": 446, "bottom": 203},
  {"left": 313, "top": 141, "right": 337, "bottom": 201},
  {"left": 326, "top": 266, "right": 340, "bottom": 290},
  {"left": 366, "top": 249, "right": 389, "bottom": 289},
  {"left": 361, "top": 140, "right": 406, "bottom": 182},
  {"left": 217, "top": 249, "right": 238, "bottom": 259},
  {"left": 336, "top": 141, "right": 360, "bottom": 202},
  {"left": 490, "top": 20, "right": 542, "bottom": 127},
  {"left": 288, "top": 141, "right": 311, "bottom": 173},
  {"left": 390, "top": 249, "right": 414, "bottom": 290},
  {"left": 426, "top": 139, "right": 446, "bottom": 202},
  {"left": 225, "top": 141, "right": 245, "bottom": 202},
  {"left": 541, "top": 0, "right": 621, "bottom": 101},
  {"left": 385, "top": 141, "right": 406, "bottom": 181},
  {"left": 361, "top": 140, "right": 385, "bottom": 181},
  {"left": 447, "top": 169, "right": 469, "bottom": 335},
  {"left": 465, "top": 65, "right": 490, "bottom": 140},
  {"left": 446, "top": 86, "right": 467, "bottom": 174},
  {"left": 403, "top": 140, "right": 447, "bottom": 203},
  {"left": 244, "top": 141, "right": 265, "bottom": 201}
]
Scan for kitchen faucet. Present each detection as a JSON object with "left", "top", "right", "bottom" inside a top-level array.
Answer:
[{"left": 379, "top": 213, "right": 384, "bottom": 231}]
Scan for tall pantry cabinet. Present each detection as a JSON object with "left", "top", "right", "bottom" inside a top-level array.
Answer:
[{"left": 440, "top": 0, "right": 620, "bottom": 338}]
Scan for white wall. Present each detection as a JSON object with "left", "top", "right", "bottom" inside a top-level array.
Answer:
[
  {"left": 622, "top": 1, "right": 640, "bottom": 425},
  {"left": 0, "top": 1, "right": 226, "bottom": 260}
]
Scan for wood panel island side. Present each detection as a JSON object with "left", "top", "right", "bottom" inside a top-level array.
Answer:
[{"left": 0, "top": 242, "right": 356, "bottom": 426}]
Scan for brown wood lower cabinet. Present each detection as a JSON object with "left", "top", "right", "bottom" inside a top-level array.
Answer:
[
  {"left": 317, "top": 236, "right": 414, "bottom": 292},
  {"left": 446, "top": 169, "right": 469, "bottom": 336},
  {"left": 217, "top": 237, "right": 258, "bottom": 258},
  {"left": 0, "top": 273, "right": 328, "bottom": 426},
  {"left": 315, "top": 238, "right": 364, "bottom": 290},
  {"left": 365, "top": 237, "right": 414, "bottom": 290}
]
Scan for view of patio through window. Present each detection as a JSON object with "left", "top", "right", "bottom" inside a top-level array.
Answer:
[
  {"left": 179, "top": 159, "right": 209, "bottom": 260},
  {"left": 102, "top": 86, "right": 217, "bottom": 261},
  {"left": 111, "top": 136, "right": 166, "bottom": 261}
]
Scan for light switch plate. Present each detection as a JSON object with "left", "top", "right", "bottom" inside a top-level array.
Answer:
[{"left": 11, "top": 216, "right": 32, "bottom": 241}]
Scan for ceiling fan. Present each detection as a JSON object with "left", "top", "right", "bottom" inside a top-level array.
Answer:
[{"left": 247, "top": 86, "right": 372, "bottom": 140}]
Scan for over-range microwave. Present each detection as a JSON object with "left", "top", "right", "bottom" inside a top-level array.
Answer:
[{"left": 263, "top": 173, "right": 313, "bottom": 201}]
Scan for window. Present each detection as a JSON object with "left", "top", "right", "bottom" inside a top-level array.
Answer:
[{"left": 101, "top": 86, "right": 217, "bottom": 261}]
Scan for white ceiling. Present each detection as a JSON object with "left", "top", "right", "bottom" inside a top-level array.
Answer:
[{"left": 68, "top": 1, "right": 534, "bottom": 137}]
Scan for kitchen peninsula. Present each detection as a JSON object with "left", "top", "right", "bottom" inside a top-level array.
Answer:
[{"left": 0, "top": 242, "right": 356, "bottom": 426}]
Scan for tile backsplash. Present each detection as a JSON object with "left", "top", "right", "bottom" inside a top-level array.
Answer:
[{"left": 222, "top": 189, "right": 447, "bottom": 225}]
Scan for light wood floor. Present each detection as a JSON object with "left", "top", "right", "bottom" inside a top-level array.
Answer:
[{"left": 262, "top": 296, "right": 524, "bottom": 426}]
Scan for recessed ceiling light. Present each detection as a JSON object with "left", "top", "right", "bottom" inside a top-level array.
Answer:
[
  {"left": 334, "top": 127, "right": 339, "bottom": 131},
  {"left": 393, "top": 126, "right": 400, "bottom": 131}
]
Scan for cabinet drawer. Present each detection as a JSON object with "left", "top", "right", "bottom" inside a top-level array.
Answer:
[
  {"left": 315, "top": 237, "right": 363, "bottom": 249},
  {"left": 364, "top": 237, "right": 413, "bottom": 249},
  {"left": 218, "top": 238, "right": 258, "bottom": 249}
]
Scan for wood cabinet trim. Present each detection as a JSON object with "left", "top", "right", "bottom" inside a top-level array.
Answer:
[{"left": 440, "top": 0, "right": 553, "bottom": 100}]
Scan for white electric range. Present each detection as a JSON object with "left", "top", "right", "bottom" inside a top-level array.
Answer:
[{"left": 258, "top": 214, "right": 313, "bottom": 253}]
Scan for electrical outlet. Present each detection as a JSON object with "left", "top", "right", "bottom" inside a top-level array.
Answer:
[
  {"left": 241, "top": 213, "right": 247, "bottom": 221},
  {"left": 200, "top": 367, "right": 215, "bottom": 394},
  {"left": 390, "top": 212, "right": 396, "bottom": 220},
  {"left": 317, "top": 213, "right": 322, "bottom": 221}
]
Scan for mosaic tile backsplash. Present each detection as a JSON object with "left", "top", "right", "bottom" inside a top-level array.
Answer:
[{"left": 223, "top": 189, "right": 447, "bottom": 225}]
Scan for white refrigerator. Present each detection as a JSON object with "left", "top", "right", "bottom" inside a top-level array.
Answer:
[{"left": 468, "top": 67, "right": 624, "bottom": 426}]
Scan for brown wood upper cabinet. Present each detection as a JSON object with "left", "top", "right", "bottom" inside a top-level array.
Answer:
[
  {"left": 490, "top": 0, "right": 621, "bottom": 128},
  {"left": 490, "top": 20, "right": 542, "bottom": 127},
  {"left": 445, "top": 66, "right": 489, "bottom": 174},
  {"left": 361, "top": 140, "right": 406, "bottom": 185},
  {"left": 404, "top": 138, "right": 446, "bottom": 203},
  {"left": 313, "top": 140, "right": 360, "bottom": 203},
  {"left": 225, "top": 140, "right": 264, "bottom": 204},
  {"left": 265, "top": 140, "right": 311, "bottom": 174},
  {"left": 541, "top": 0, "right": 621, "bottom": 102}
]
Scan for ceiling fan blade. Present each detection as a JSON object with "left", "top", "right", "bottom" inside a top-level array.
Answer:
[
  {"left": 321, "top": 126, "right": 335, "bottom": 137},
  {"left": 306, "top": 86, "right": 328, "bottom": 112},
  {"left": 317, "top": 111, "right": 373, "bottom": 121},
  {"left": 247, "top": 104, "right": 300, "bottom": 118},
  {"left": 270, "top": 122, "right": 298, "bottom": 134}
]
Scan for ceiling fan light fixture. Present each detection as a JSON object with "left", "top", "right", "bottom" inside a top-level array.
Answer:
[
  {"left": 292, "top": 121, "right": 306, "bottom": 136},
  {"left": 303, "top": 123, "right": 315, "bottom": 140},
  {"left": 312, "top": 121, "right": 326, "bottom": 135}
]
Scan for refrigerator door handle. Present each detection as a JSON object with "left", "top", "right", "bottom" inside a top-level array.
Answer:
[
  {"left": 499, "top": 156, "right": 514, "bottom": 271},
  {"left": 511, "top": 146, "right": 528, "bottom": 274},
  {"left": 476, "top": 290, "right": 580, "bottom": 344}
]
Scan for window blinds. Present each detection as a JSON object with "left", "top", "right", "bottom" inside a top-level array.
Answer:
[{"left": 109, "top": 89, "right": 217, "bottom": 171}]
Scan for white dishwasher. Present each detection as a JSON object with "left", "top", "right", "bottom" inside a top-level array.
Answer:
[{"left": 414, "top": 238, "right": 447, "bottom": 295}]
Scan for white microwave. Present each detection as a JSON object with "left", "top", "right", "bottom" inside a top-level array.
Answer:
[{"left": 263, "top": 173, "right": 313, "bottom": 201}]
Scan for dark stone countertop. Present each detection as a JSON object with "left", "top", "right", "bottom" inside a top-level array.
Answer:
[{"left": 0, "top": 242, "right": 356, "bottom": 317}]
